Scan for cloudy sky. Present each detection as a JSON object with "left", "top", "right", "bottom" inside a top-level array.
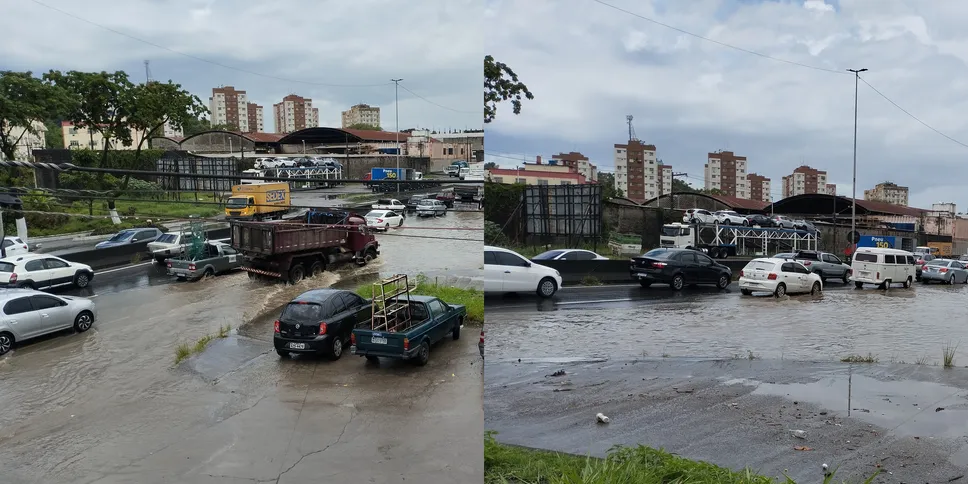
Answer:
[
  {"left": 484, "top": 0, "right": 968, "bottom": 210},
  {"left": 1, "top": 0, "right": 482, "bottom": 133}
]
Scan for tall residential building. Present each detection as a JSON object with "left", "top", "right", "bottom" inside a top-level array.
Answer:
[
  {"left": 704, "top": 151, "right": 749, "bottom": 198},
  {"left": 162, "top": 120, "right": 183, "bottom": 138},
  {"left": 341, "top": 104, "right": 381, "bottom": 128},
  {"left": 614, "top": 141, "right": 671, "bottom": 203},
  {"left": 864, "top": 182, "right": 909, "bottom": 206},
  {"left": 61, "top": 121, "right": 145, "bottom": 150},
  {"left": 273, "top": 94, "right": 319, "bottom": 134},
  {"left": 781, "top": 165, "right": 831, "bottom": 198},
  {"left": 746, "top": 173, "right": 772, "bottom": 203},
  {"left": 209, "top": 86, "right": 262, "bottom": 133},
  {"left": 550, "top": 152, "right": 598, "bottom": 182}
]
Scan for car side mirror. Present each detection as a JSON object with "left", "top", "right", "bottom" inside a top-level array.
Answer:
[{"left": 524, "top": 261, "right": 531, "bottom": 267}]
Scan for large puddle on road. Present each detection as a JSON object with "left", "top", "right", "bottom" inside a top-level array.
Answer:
[{"left": 489, "top": 283, "right": 968, "bottom": 365}]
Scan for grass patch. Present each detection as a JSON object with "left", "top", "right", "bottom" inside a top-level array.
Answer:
[
  {"left": 173, "top": 324, "right": 232, "bottom": 365},
  {"left": 580, "top": 275, "right": 602, "bottom": 286},
  {"left": 340, "top": 193, "right": 377, "bottom": 202},
  {"left": 28, "top": 194, "right": 224, "bottom": 237},
  {"left": 915, "top": 355, "right": 930, "bottom": 365},
  {"left": 355, "top": 275, "right": 484, "bottom": 325},
  {"left": 485, "top": 433, "right": 878, "bottom": 483},
  {"left": 943, "top": 341, "right": 958, "bottom": 368},
  {"left": 840, "top": 353, "right": 878, "bottom": 363}
]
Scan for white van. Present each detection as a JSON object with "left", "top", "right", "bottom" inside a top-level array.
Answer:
[{"left": 850, "top": 247, "right": 915, "bottom": 289}]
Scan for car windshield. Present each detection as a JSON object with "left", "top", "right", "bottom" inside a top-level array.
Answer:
[
  {"left": 643, "top": 249, "right": 676, "bottom": 259},
  {"left": 417, "top": 200, "right": 435, "bottom": 206},
  {"left": 533, "top": 250, "right": 566, "bottom": 260},
  {"left": 108, "top": 231, "right": 135, "bottom": 242},
  {"left": 365, "top": 211, "right": 387, "bottom": 218},
  {"left": 927, "top": 259, "right": 947, "bottom": 266},
  {"left": 226, "top": 197, "right": 248, "bottom": 208},
  {"left": 661, "top": 226, "right": 682, "bottom": 236},
  {"left": 281, "top": 302, "right": 324, "bottom": 323},
  {"left": 745, "top": 261, "right": 775, "bottom": 271},
  {"left": 155, "top": 234, "right": 177, "bottom": 244}
]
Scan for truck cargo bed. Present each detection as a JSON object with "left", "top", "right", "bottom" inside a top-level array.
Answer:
[{"left": 230, "top": 221, "right": 348, "bottom": 255}]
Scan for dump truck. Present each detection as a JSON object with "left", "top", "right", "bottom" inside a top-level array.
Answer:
[
  {"left": 225, "top": 182, "right": 291, "bottom": 221},
  {"left": 229, "top": 210, "right": 380, "bottom": 284}
]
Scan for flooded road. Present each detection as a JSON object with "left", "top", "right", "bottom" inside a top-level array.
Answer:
[
  {"left": 486, "top": 282, "right": 968, "bottom": 365},
  {"left": 0, "top": 215, "right": 483, "bottom": 483}
]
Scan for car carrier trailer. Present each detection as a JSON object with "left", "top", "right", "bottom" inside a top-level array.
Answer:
[{"left": 659, "top": 222, "right": 818, "bottom": 259}]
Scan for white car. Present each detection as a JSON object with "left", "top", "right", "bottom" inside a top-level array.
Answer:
[
  {"left": 364, "top": 210, "right": 404, "bottom": 231},
  {"left": 715, "top": 210, "right": 749, "bottom": 226},
  {"left": 147, "top": 232, "right": 196, "bottom": 263},
  {"left": 738, "top": 257, "right": 822, "bottom": 297},
  {"left": 682, "top": 208, "right": 716, "bottom": 224},
  {"left": 484, "top": 246, "right": 563, "bottom": 298},
  {"left": 531, "top": 249, "right": 608, "bottom": 261},
  {"left": 0, "top": 253, "right": 95, "bottom": 290},
  {"left": 372, "top": 199, "right": 406, "bottom": 211},
  {"left": 0, "top": 288, "right": 97, "bottom": 356},
  {"left": 1, "top": 236, "right": 29, "bottom": 257}
]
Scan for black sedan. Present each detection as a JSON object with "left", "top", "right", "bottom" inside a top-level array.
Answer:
[
  {"left": 745, "top": 214, "right": 773, "bottom": 227},
  {"left": 629, "top": 248, "right": 732, "bottom": 290},
  {"left": 274, "top": 289, "right": 372, "bottom": 360}
]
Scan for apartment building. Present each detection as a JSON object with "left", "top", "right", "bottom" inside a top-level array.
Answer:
[
  {"left": 273, "top": 95, "right": 319, "bottom": 134},
  {"left": 486, "top": 157, "right": 588, "bottom": 186},
  {"left": 746, "top": 173, "right": 772, "bottom": 203},
  {"left": 61, "top": 121, "right": 146, "bottom": 150},
  {"left": 781, "top": 165, "right": 832, "bottom": 198},
  {"left": 864, "top": 182, "right": 909, "bottom": 206},
  {"left": 162, "top": 120, "right": 183, "bottom": 138},
  {"left": 0, "top": 121, "right": 46, "bottom": 160},
  {"left": 209, "top": 86, "right": 263, "bottom": 133},
  {"left": 614, "top": 141, "right": 670, "bottom": 203},
  {"left": 551, "top": 152, "right": 598, "bottom": 182},
  {"left": 704, "top": 151, "right": 749, "bottom": 198},
  {"left": 341, "top": 103, "right": 381, "bottom": 128}
]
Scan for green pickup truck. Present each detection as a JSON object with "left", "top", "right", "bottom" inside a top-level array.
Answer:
[
  {"left": 166, "top": 241, "right": 244, "bottom": 281},
  {"left": 350, "top": 295, "right": 465, "bottom": 366}
]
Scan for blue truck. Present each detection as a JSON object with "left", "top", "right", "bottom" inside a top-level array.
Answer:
[
  {"left": 367, "top": 167, "right": 435, "bottom": 193},
  {"left": 350, "top": 295, "right": 466, "bottom": 366}
]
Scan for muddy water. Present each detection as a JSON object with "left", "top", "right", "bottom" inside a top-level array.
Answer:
[
  {"left": 488, "top": 283, "right": 968, "bottom": 365},
  {"left": 376, "top": 210, "right": 482, "bottom": 279}
]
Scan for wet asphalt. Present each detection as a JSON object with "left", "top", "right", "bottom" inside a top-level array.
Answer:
[{"left": 0, "top": 213, "right": 483, "bottom": 484}]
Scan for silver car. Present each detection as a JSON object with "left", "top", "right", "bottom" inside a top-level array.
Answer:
[
  {"left": 0, "top": 289, "right": 97, "bottom": 356},
  {"left": 416, "top": 199, "right": 447, "bottom": 217},
  {"left": 920, "top": 259, "right": 968, "bottom": 285}
]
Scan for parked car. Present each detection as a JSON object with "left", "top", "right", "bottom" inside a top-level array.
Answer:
[
  {"left": 351, "top": 295, "right": 465, "bottom": 366},
  {"left": 800, "top": 220, "right": 820, "bottom": 235},
  {"left": 371, "top": 199, "right": 406, "bottom": 211},
  {"left": 415, "top": 199, "right": 448, "bottom": 217},
  {"left": 915, "top": 253, "right": 936, "bottom": 281},
  {"left": 769, "top": 215, "right": 795, "bottom": 229},
  {"left": 629, "top": 248, "right": 732, "bottom": 290},
  {"left": 405, "top": 195, "right": 428, "bottom": 212},
  {"left": 793, "top": 250, "right": 851, "bottom": 284},
  {"left": 484, "top": 245, "right": 562, "bottom": 298},
  {"left": 850, "top": 247, "right": 915, "bottom": 289},
  {"left": 920, "top": 258, "right": 968, "bottom": 284},
  {"left": 95, "top": 228, "right": 163, "bottom": 249},
  {"left": 682, "top": 209, "right": 716, "bottom": 224},
  {"left": 0, "top": 289, "right": 97, "bottom": 356},
  {"left": 738, "top": 258, "right": 823, "bottom": 297},
  {"left": 253, "top": 157, "right": 274, "bottom": 169},
  {"left": 274, "top": 289, "right": 372, "bottom": 360},
  {"left": 773, "top": 252, "right": 796, "bottom": 259},
  {"left": 364, "top": 210, "right": 404, "bottom": 230},
  {"left": 532, "top": 249, "right": 608, "bottom": 261},
  {"left": 715, "top": 210, "right": 749, "bottom": 225},
  {"left": 0, "top": 254, "right": 95, "bottom": 290},
  {"left": 746, "top": 214, "right": 773, "bottom": 227},
  {"left": 1, "top": 236, "right": 29, "bottom": 257}
]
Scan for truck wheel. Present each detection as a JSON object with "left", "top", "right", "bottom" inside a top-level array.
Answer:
[
  {"left": 203, "top": 268, "right": 215, "bottom": 278},
  {"left": 288, "top": 265, "right": 305, "bottom": 284},
  {"left": 309, "top": 261, "right": 325, "bottom": 278},
  {"left": 414, "top": 341, "right": 430, "bottom": 366},
  {"left": 276, "top": 349, "right": 289, "bottom": 358}
]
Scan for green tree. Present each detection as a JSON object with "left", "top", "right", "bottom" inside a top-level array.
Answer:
[
  {"left": 484, "top": 161, "right": 497, "bottom": 170},
  {"left": 44, "top": 120, "right": 63, "bottom": 150},
  {"left": 597, "top": 172, "right": 623, "bottom": 199},
  {"left": 672, "top": 178, "right": 697, "bottom": 193},
  {"left": 345, "top": 123, "right": 382, "bottom": 131},
  {"left": 0, "top": 71, "right": 69, "bottom": 160},
  {"left": 484, "top": 55, "right": 533, "bottom": 124}
]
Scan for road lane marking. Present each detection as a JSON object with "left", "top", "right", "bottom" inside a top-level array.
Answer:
[
  {"left": 98, "top": 262, "right": 153, "bottom": 275},
  {"left": 556, "top": 298, "right": 634, "bottom": 305}
]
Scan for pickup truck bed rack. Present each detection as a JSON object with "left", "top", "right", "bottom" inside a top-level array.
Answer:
[{"left": 369, "top": 274, "right": 416, "bottom": 333}]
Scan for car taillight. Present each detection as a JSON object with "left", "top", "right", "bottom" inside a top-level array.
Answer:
[
  {"left": 922, "top": 265, "right": 928, "bottom": 271},
  {"left": 273, "top": 320, "right": 280, "bottom": 333},
  {"left": 188, "top": 263, "right": 196, "bottom": 271},
  {"left": 480, "top": 330, "right": 484, "bottom": 344},
  {"left": 403, "top": 338, "right": 409, "bottom": 351},
  {"left": 940, "top": 267, "right": 949, "bottom": 273},
  {"left": 167, "top": 261, "right": 172, "bottom": 268},
  {"left": 350, "top": 333, "right": 356, "bottom": 345},
  {"left": 802, "top": 261, "right": 811, "bottom": 266},
  {"left": 21, "top": 245, "right": 26, "bottom": 249},
  {"left": 9, "top": 273, "right": 17, "bottom": 283},
  {"left": 318, "top": 322, "right": 328, "bottom": 335},
  {"left": 739, "top": 270, "right": 744, "bottom": 277},
  {"left": 767, "top": 273, "right": 777, "bottom": 280},
  {"left": 652, "top": 262, "right": 667, "bottom": 268},
  {"left": 377, "top": 219, "right": 383, "bottom": 223},
  {"left": 876, "top": 272, "right": 880, "bottom": 279}
]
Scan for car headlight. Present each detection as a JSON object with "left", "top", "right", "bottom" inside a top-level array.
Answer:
[{"left": 555, "top": 270, "right": 561, "bottom": 277}]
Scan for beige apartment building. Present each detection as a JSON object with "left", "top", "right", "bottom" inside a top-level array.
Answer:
[
  {"left": 614, "top": 141, "right": 670, "bottom": 203},
  {"left": 341, "top": 104, "right": 381, "bottom": 128},
  {"left": 781, "top": 165, "right": 833, "bottom": 198},
  {"left": 486, "top": 161, "right": 588, "bottom": 186},
  {"left": 864, "top": 182, "right": 909, "bottom": 206},
  {"left": 1, "top": 121, "right": 47, "bottom": 160},
  {"left": 704, "top": 151, "right": 749, "bottom": 198},
  {"left": 551, "top": 152, "right": 598, "bottom": 182},
  {"left": 273, "top": 95, "right": 319, "bottom": 134},
  {"left": 209, "top": 86, "right": 263, "bottom": 133},
  {"left": 61, "top": 122, "right": 146, "bottom": 150}
]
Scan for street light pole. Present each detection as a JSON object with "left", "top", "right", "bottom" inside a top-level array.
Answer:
[
  {"left": 391, "top": 78, "right": 403, "bottom": 194},
  {"left": 847, "top": 68, "right": 867, "bottom": 251}
]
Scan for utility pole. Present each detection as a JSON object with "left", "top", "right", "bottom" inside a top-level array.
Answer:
[
  {"left": 671, "top": 172, "right": 687, "bottom": 209},
  {"left": 391, "top": 78, "right": 403, "bottom": 194},
  {"left": 847, "top": 68, "right": 867, "bottom": 253}
]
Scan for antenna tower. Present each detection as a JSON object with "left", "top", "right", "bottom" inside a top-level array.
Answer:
[
  {"left": 626, "top": 114, "right": 638, "bottom": 142},
  {"left": 144, "top": 60, "right": 152, "bottom": 83}
]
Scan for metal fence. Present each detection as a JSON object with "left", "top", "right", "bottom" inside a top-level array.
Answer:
[
  {"left": 523, "top": 184, "right": 602, "bottom": 244},
  {"left": 156, "top": 151, "right": 240, "bottom": 191}
]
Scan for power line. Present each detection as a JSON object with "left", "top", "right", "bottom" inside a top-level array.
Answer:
[
  {"left": 589, "top": 0, "right": 849, "bottom": 76},
  {"left": 859, "top": 76, "right": 968, "bottom": 150},
  {"left": 398, "top": 84, "right": 478, "bottom": 114}
]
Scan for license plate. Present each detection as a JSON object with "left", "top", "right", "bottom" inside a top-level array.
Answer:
[
  {"left": 859, "top": 271, "right": 870, "bottom": 277},
  {"left": 371, "top": 336, "right": 387, "bottom": 345},
  {"left": 289, "top": 342, "right": 306, "bottom": 349}
]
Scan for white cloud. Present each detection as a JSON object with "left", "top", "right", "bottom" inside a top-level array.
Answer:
[
  {"left": 484, "top": 0, "right": 968, "bottom": 209},
  {"left": 0, "top": 0, "right": 482, "bottom": 133}
]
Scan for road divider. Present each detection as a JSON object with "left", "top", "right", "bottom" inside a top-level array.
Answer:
[
  {"left": 534, "top": 259, "right": 752, "bottom": 286},
  {"left": 59, "top": 228, "right": 231, "bottom": 271}
]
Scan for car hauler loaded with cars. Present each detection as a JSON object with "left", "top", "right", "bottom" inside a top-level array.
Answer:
[{"left": 659, "top": 221, "right": 818, "bottom": 259}]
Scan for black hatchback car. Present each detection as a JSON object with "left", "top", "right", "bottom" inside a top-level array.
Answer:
[
  {"left": 630, "top": 248, "right": 732, "bottom": 290},
  {"left": 274, "top": 289, "right": 371, "bottom": 360}
]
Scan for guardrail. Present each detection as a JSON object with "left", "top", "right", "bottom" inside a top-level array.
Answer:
[
  {"left": 534, "top": 258, "right": 752, "bottom": 285},
  {"left": 58, "top": 227, "right": 231, "bottom": 271}
]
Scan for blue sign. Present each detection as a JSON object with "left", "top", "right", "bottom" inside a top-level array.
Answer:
[
  {"left": 858, "top": 235, "right": 897, "bottom": 249},
  {"left": 266, "top": 189, "right": 287, "bottom": 203}
]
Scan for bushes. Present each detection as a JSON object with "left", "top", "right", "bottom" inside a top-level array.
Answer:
[{"left": 484, "top": 220, "right": 510, "bottom": 246}]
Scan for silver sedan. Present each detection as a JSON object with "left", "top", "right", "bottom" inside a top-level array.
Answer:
[
  {"left": 920, "top": 259, "right": 968, "bottom": 285},
  {"left": 0, "top": 289, "right": 97, "bottom": 356}
]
